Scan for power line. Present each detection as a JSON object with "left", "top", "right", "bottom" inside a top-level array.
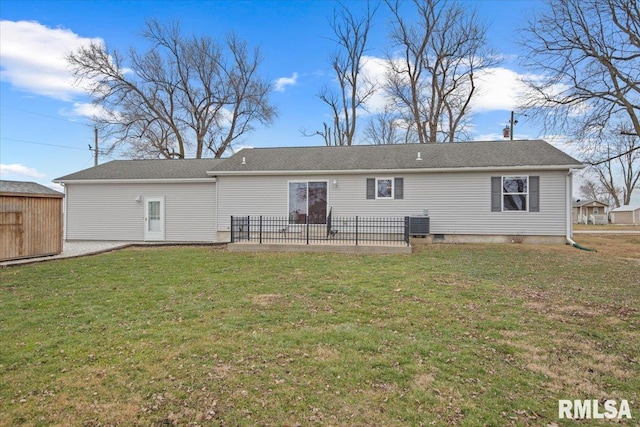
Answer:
[
  {"left": 1, "top": 137, "right": 89, "bottom": 151},
  {"left": 0, "top": 104, "right": 94, "bottom": 127},
  {"left": 0, "top": 136, "right": 121, "bottom": 156}
]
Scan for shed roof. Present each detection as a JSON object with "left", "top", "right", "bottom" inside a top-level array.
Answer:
[
  {"left": 0, "top": 180, "right": 64, "bottom": 197},
  {"left": 611, "top": 205, "right": 640, "bottom": 212},
  {"left": 572, "top": 198, "right": 609, "bottom": 208},
  {"left": 55, "top": 158, "right": 224, "bottom": 182},
  {"left": 211, "top": 139, "right": 583, "bottom": 174}
]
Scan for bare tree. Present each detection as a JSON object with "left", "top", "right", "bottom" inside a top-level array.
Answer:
[
  {"left": 363, "top": 106, "right": 409, "bottom": 144},
  {"left": 384, "top": 0, "right": 497, "bottom": 143},
  {"left": 579, "top": 180, "right": 617, "bottom": 208},
  {"left": 519, "top": 0, "right": 640, "bottom": 157},
  {"left": 68, "top": 20, "right": 276, "bottom": 159},
  {"left": 306, "top": 2, "right": 378, "bottom": 146},
  {"left": 582, "top": 134, "right": 640, "bottom": 207}
]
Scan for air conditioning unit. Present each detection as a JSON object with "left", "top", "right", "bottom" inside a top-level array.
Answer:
[{"left": 409, "top": 216, "right": 430, "bottom": 237}]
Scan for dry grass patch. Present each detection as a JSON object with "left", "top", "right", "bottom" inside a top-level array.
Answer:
[
  {"left": 1, "top": 239, "right": 638, "bottom": 426},
  {"left": 250, "top": 293, "right": 286, "bottom": 307},
  {"left": 573, "top": 233, "right": 640, "bottom": 259}
]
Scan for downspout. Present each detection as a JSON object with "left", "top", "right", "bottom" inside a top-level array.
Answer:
[
  {"left": 566, "top": 170, "right": 596, "bottom": 251},
  {"left": 62, "top": 183, "right": 68, "bottom": 241}
]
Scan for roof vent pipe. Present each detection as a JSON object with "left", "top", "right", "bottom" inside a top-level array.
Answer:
[
  {"left": 416, "top": 152, "right": 423, "bottom": 161},
  {"left": 241, "top": 157, "right": 246, "bottom": 165}
]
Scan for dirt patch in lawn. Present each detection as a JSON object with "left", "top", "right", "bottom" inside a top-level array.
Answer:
[{"left": 251, "top": 293, "right": 286, "bottom": 307}]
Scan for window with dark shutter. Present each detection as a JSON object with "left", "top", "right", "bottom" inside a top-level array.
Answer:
[
  {"left": 394, "top": 178, "right": 404, "bottom": 199},
  {"left": 491, "top": 176, "right": 501, "bottom": 212},
  {"left": 529, "top": 176, "right": 540, "bottom": 212},
  {"left": 366, "top": 178, "right": 375, "bottom": 199}
]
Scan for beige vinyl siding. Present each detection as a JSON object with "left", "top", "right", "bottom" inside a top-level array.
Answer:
[
  {"left": 217, "top": 170, "right": 568, "bottom": 236},
  {"left": 65, "top": 182, "right": 216, "bottom": 241},
  {"left": 612, "top": 208, "right": 640, "bottom": 225}
]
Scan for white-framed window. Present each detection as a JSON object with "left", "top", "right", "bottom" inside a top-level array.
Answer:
[
  {"left": 593, "top": 207, "right": 599, "bottom": 214},
  {"left": 288, "top": 181, "right": 328, "bottom": 224},
  {"left": 492, "top": 175, "right": 539, "bottom": 213},
  {"left": 366, "top": 177, "right": 404, "bottom": 200},
  {"left": 376, "top": 178, "right": 394, "bottom": 199},
  {"left": 502, "top": 176, "right": 528, "bottom": 211}
]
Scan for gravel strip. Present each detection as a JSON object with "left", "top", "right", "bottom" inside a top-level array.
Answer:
[{"left": 0, "top": 241, "right": 134, "bottom": 267}]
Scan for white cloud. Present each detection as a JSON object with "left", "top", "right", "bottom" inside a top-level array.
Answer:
[
  {"left": 274, "top": 72, "right": 298, "bottom": 92},
  {"left": 470, "top": 67, "right": 530, "bottom": 113},
  {"left": 0, "top": 163, "right": 47, "bottom": 179},
  {"left": 0, "top": 20, "right": 102, "bottom": 100},
  {"left": 359, "top": 56, "right": 391, "bottom": 115},
  {"left": 356, "top": 58, "right": 535, "bottom": 117},
  {"left": 49, "top": 182, "right": 64, "bottom": 192},
  {"left": 68, "top": 102, "right": 111, "bottom": 120}
]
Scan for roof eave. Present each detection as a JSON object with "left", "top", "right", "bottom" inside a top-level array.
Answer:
[
  {"left": 208, "top": 164, "right": 584, "bottom": 176},
  {"left": 0, "top": 191, "right": 64, "bottom": 198},
  {"left": 53, "top": 177, "right": 217, "bottom": 184}
]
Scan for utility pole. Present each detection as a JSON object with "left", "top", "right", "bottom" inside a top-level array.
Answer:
[
  {"left": 504, "top": 111, "right": 525, "bottom": 140},
  {"left": 94, "top": 127, "right": 98, "bottom": 166},
  {"left": 88, "top": 127, "right": 99, "bottom": 166},
  {"left": 510, "top": 111, "right": 515, "bottom": 141}
]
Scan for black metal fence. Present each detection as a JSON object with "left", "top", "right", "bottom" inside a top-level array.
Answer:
[{"left": 231, "top": 215, "right": 410, "bottom": 246}]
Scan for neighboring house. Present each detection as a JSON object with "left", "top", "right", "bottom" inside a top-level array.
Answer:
[
  {"left": 0, "top": 180, "right": 64, "bottom": 261},
  {"left": 572, "top": 198, "right": 609, "bottom": 224},
  {"left": 54, "top": 139, "right": 584, "bottom": 244},
  {"left": 610, "top": 205, "right": 640, "bottom": 225}
]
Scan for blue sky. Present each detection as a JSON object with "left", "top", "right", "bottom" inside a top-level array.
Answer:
[{"left": 1, "top": 0, "right": 551, "bottom": 191}]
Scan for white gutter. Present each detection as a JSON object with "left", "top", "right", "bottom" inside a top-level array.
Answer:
[
  {"left": 63, "top": 183, "right": 68, "bottom": 241},
  {"left": 208, "top": 164, "right": 585, "bottom": 177},
  {"left": 566, "top": 169, "right": 577, "bottom": 246},
  {"left": 53, "top": 178, "right": 217, "bottom": 184},
  {"left": 565, "top": 169, "right": 596, "bottom": 251}
]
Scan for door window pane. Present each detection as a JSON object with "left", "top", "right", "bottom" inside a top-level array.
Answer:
[
  {"left": 148, "top": 201, "right": 161, "bottom": 231},
  {"left": 289, "top": 182, "right": 308, "bottom": 224},
  {"left": 288, "top": 181, "right": 328, "bottom": 224},
  {"left": 308, "top": 182, "right": 327, "bottom": 224}
]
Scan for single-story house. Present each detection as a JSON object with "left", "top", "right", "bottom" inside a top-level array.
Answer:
[
  {"left": 572, "top": 198, "right": 609, "bottom": 224},
  {"left": 610, "top": 205, "right": 640, "bottom": 225},
  {"left": 0, "top": 180, "right": 64, "bottom": 261},
  {"left": 54, "top": 139, "right": 584, "bottom": 244}
]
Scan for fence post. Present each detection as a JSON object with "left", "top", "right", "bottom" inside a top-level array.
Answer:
[
  {"left": 306, "top": 216, "right": 310, "bottom": 245},
  {"left": 355, "top": 216, "right": 359, "bottom": 246},
  {"left": 246, "top": 215, "right": 250, "bottom": 241},
  {"left": 404, "top": 216, "right": 410, "bottom": 246},
  {"left": 230, "top": 216, "right": 234, "bottom": 242},
  {"left": 259, "top": 216, "right": 263, "bottom": 244}
]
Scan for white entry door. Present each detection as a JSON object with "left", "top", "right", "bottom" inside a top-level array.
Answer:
[{"left": 144, "top": 197, "right": 165, "bottom": 241}]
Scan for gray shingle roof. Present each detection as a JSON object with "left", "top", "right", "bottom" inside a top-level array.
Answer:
[
  {"left": 54, "top": 140, "right": 583, "bottom": 182},
  {"left": 55, "top": 158, "right": 225, "bottom": 182},
  {"left": 0, "top": 180, "right": 64, "bottom": 197},
  {"left": 211, "top": 140, "right": 583, "bottom": 173}
]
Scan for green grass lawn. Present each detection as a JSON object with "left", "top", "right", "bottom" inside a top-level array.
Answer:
[{"left": 1, "top": 237, "right": 638, "bottom": 426}]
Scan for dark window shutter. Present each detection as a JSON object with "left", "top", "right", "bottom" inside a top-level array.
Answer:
[
  {"left": 529, "top": 176, "right": 540, "bottom": 212},
  {"left": 394, "top": 178, "right": 404, "bottom": 199},
  {"left": 491, "top": 176, "right": 501, "bottom": 212},
  {"left": 366, "top": 178, "right": 375, "bottom": 199}
]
